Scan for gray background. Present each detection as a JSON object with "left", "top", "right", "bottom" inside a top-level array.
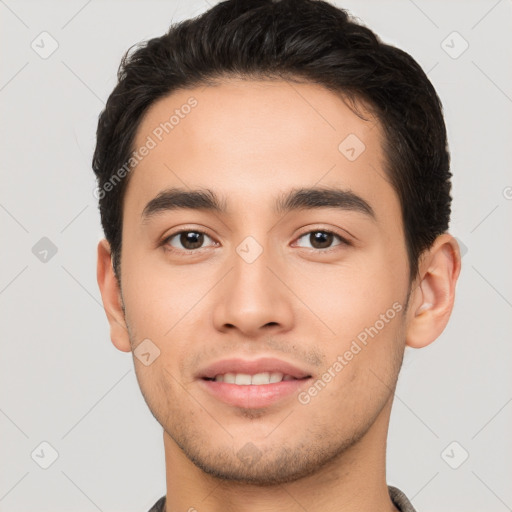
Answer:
[{"left": 1, "top": 0, "right": 511, "bottom": 511}]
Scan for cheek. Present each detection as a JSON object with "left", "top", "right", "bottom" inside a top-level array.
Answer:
[
  {"left": 132, "top": 360, "right": 188, "bottom": 432},
  {"left": 288, "top": 249, "right": 407, "bottom": 391},
  {"left": 290, "top": 252, "right": 405, "bottom": 335},
  {"left": 121, "top": 255, "right": 210, "bottom": 381},
  {"left": 121, "top": 247, "right": 200, "bottom": 337},
  {"left": 299, "top": 313, "right": 405, "bottom": 428}
]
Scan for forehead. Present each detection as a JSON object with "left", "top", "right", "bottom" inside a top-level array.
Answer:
[{"left": 125, "top": 79, "right": 397, "bottom": 223}]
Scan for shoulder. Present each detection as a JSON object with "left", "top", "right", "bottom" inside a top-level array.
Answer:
[
  {"left": 147, "top": 495, "right": 166, "bottom": 512},
  {"left": 388, "top": 485, "right": 417, "bottom": 512}
]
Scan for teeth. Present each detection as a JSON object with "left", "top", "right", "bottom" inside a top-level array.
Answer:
[
  {"left": 223, "top": 373, "right": 236, "bottom": 384},
  {"left": 235, "top": 373, "right": 252, "bottom": 385},
  {"left": 213, "top": 372, "right": 296, "bottom": 385},
  {"left": 269, "top": 372, "right": 283, "bottom": 383},
  {"left": 251, "top": 372, "right": 271, "bottom": 385}
]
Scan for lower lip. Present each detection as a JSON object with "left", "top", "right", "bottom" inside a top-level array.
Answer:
[{"left": 198, "top": 378, "right": 311, "bottom": 409}]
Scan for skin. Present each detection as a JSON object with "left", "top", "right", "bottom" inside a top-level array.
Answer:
[{"left": 97, "top": 79, "right": 461, "bottom": 512}]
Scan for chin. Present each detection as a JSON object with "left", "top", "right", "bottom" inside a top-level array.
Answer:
[{"left": 172, "top": 431, "right": 362, "bottom": 486}]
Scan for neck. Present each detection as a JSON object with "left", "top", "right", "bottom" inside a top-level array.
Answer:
[{"left": 163, "top": 397, "right": 398, "bottom": 512}]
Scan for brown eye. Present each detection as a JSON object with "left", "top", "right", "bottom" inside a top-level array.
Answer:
[
  {"left": 310, "top": 231, "right": 333, "bottom": 249},
  {"left": 165, "top": 231, "right": 214, "bottom": 251},
  {"left": 295, "top": 230, "right": 348, "bottom": 250}
]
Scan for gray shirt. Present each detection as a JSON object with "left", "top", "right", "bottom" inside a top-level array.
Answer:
[{"left": 147, "top": 485, "right": 417, "bottom": 511}]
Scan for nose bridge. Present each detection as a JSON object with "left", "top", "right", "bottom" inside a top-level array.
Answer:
[
  {"left": 212, "top": 235, "right": 294, "bottom": 334},
  {"left": 234, "top": 240, "right": 272, "bottom": 295},
  {"left": 231, "top": 237, "right": 278, "bottom": 312}
]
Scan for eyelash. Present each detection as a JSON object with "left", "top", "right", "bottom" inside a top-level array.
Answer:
[{"left": 160, "top": 228, "right": 351, "bottom": 255}]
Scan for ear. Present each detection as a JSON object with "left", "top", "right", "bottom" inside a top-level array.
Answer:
[
  {"left": 405, "top": 233, "right": 462, "bottom": 348},
  {"left": 96, "top": 238, "right": 132, "bottom": 352}
]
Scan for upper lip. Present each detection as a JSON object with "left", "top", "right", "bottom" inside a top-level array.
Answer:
[{"left": 197, "top": 357, "right": 312, "bottom": 380}]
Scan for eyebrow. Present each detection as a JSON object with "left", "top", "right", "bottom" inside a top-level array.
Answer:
[{"left": 141, "top": 186, "right": 375, "bottom": 223}]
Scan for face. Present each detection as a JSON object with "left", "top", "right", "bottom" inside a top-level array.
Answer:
[{"left": 118, "top": 79, "right": 411, "bottom": 484}]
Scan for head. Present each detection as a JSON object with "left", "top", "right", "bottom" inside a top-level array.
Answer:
[{"left": 94, "top": 0, "right": 460, "bottom": 485}]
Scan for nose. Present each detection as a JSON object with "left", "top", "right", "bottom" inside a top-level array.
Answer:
[{"left": 212, "top": 245, "right": 295, "bottom": 338}]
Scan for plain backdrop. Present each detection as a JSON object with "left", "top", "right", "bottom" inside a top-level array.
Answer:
[{"left": 1, "top": 0, "right": 511, "bottom": 511}]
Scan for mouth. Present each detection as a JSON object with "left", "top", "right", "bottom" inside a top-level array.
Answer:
[
  {"left": 204, "top": 372, "right": 302, "bottom": 385},
  {"left": 197, "top": 358, "right": 312, "bottom": 409}
]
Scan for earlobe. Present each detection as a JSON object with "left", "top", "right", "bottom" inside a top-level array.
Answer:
[
  {"left": 96, "top": 238, "right": 132, "bottom": 353},
  {"left": 405, "top": 233, "right": 461, "bottom": 349}
]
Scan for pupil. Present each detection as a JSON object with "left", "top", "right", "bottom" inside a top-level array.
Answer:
[
  {"left": 311, "top": 231, "right": 332, "bottom": 249},
  {"left": 181, "top": 232, "right": 203, "bottom": 249}
]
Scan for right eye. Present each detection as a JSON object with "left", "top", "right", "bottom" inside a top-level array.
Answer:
[{"left": 163, "top": 230, "right": 217, "bottom": 252}]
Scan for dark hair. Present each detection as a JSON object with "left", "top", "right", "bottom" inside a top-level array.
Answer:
[{"left": 92, "top": 0, "right": 451, "bottom": 284}]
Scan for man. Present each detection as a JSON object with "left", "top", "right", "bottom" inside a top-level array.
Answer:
[{"left": 93, "top": 1, "right": 461, "bottom": 510}]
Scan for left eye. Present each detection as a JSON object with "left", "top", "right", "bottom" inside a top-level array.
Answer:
[
  {"left": 165, "top": 231, "right": 215, "bottom": 251},
  {"left": 295, "top": 230, "right": 347, "bottom": 250}
]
